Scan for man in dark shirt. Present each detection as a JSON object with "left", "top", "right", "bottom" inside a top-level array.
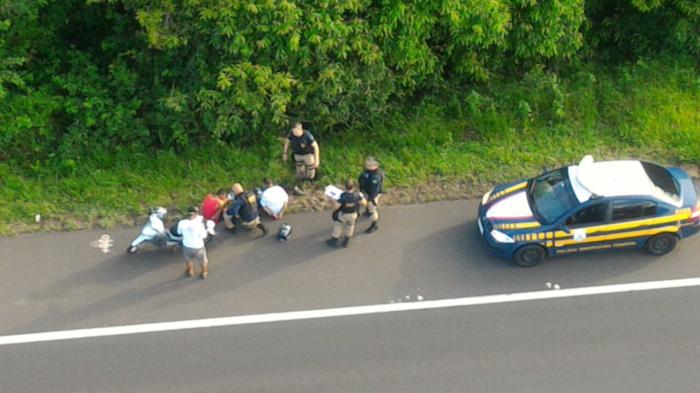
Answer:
[
  {"left": 223, "top": 183, "right": 267, "bottom": 236},
  {"left": 358, "top": 157, "right": 384, "bottom": 233},
  {"left": 326, "top": 180, "right": 366, "bottom": 248},
  {"left": 282, "top": 122, "right": 320, "bottom": 195}
]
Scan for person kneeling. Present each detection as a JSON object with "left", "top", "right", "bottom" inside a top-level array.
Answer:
[
  {"left": 258, "top": 178, "right": 289, "bottom": 220},
  {"left": 224, "top": 183, "right": 267, "bottom": 236}
]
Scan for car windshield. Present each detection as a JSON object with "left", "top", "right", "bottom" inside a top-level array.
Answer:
[{"left": 528, "top": 168, "right": 579, "bottom": 224}]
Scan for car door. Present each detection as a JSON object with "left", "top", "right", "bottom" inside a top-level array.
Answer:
[
  {"left": 553, "top": 201, "right": 611, "bottom": 255},
  {"left": 608, "top": 200, "right": 659, "bottom": 249}
]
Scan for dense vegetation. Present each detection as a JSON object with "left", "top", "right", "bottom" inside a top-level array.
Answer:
[{"left": 1, "top": 1, "right": 699, "bottom": 234}]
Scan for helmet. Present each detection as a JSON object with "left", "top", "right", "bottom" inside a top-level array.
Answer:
[
  {"left": 278, "top": 223, "right": 292, "bottom": 242},
  {"left": 152, "top": 207, "right": 167, "bottom": 220}
]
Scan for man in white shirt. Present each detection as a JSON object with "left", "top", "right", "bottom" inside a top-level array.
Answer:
[
  {"left": 259, "top": 178, "right": 289, "bottom": 220},
  {"left": 177, "top": 206, "right": 210, "bottom": 279}
]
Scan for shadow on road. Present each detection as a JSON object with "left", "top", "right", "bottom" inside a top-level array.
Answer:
[
  {"left": 14, "top": 226, "right": 334, "bottom": 333},
  {"left": 393, "top": 219, "right": 659, "bottom": 300}
]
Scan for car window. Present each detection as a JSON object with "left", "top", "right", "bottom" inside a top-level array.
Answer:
[
  {"left": 529, "top": 168, "right": 579, "bottom": 224},
  {"left": 612, "top": 201, "right": 657, "bottom": 221},
  {"left": 566, "top": 203, "right": 608, "bottom": 227}
]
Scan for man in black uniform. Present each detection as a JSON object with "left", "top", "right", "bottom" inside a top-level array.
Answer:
[
  {"left": 282, "top": 122, "right": 320, "bottom": 195},
  {"left": 358, "top": 156, "right": 384, "bottom": 233},
  {"left": 326, "top": 180, "right": 367, "bottom": 248},
  {"left": 223, "top": 183, "right": 267, "bottom": 236}
]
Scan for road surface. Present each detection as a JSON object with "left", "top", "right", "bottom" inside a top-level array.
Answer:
[{"left": 1, "top": 199, "right": 699, "bottom": 392}]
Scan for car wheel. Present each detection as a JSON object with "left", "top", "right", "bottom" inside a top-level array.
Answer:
[
  {"left": 645, "top": 233, "right": 678, "bottom": 256},
  {"left": 513, "top": 245, "right": 546, "bottom": 267}
]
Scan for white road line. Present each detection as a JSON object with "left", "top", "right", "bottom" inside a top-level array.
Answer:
[{"left": 3, "top": 276, "right": 700, "bottom": 346}]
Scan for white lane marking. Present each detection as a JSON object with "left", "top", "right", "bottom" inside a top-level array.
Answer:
[{"left": 3, "top": 276, "right": 700, "bottom": 346}]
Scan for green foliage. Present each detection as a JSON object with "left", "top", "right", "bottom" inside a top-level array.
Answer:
[
  {"left": 2, "top": 1, "right": 700, "bottom": 234},
  {"left": 587, "top": 0, "right": 700, "bottom": 59},
  {"left": 3, "top": 59, "right": 699, "bottom": 235}
]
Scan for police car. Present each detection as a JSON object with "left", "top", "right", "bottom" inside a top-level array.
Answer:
[{"left": 477, "top": 155, "right": 700, "bottom": 266}]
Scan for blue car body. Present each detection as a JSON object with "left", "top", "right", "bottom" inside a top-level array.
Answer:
[{"left": 477, "top": 158, "right": 700, "bottom": 262}]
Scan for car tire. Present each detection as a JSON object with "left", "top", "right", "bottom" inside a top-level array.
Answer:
[
  {"left": 513, "top": 245, "right": 546, "bottom": 267},
  {"left": 645, "top": 233, "right": 678, "bottom": 256}
]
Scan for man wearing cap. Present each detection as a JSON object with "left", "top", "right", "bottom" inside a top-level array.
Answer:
[
  {"left": 177, "top": 206, "right": 210, "bottom": 279},
  {"left": 224, "top": 183, "right": 268, "bottom": 236},
  {"left": 358, "top": 156, "right": 384, "bottom": 233},
  {"left": 282, "top": 122, "right": 320, "bottom": 195},
  {"left": 326, "top": 180, "right": 366, "bottom": 248}
]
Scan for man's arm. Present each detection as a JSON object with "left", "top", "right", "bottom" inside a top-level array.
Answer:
[
  {"left": 312, "top": 141, "right": 320, "bottom": 168},
  {"left": 227, "top": 200, "right": 242, "bottom": 218},
  {"left": 283, "top": 139, "right": 290, "bottom": 160}
]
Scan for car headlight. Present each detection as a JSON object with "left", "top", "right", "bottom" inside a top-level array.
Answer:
[
  {"left": 490, "top": 229, "right": 515, "bottom": 243},
  {"left": 481, "top": 188, "right": 494, "bottom": 205}
]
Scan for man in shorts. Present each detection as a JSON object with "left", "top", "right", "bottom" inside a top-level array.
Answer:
[
  {"left": 177, "top": 206, "right": 210, "bottom": 279},
  {"left": 282, "top": 122, "right": 320, "bottom": 195}
]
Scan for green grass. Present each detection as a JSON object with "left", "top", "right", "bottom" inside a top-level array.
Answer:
[{"left": 2, "top": 59, "right": 699, "bottom": 235}]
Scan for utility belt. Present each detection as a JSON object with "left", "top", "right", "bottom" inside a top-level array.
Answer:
[{"left": 339, "top": 203, "right": 359, "bottom": 214}]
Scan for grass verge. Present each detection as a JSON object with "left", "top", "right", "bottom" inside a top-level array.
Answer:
[{"left": 2, "top": 59, "right": 699, "bottom": 236}]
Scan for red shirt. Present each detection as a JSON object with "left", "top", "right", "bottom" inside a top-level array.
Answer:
[{"left": 201, "top": 195, "right": 224, "bottom": 223}]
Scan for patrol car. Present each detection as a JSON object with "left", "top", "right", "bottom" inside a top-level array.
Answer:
[{"left": 477, "top": 155, "right": 700, "bottom": 266}]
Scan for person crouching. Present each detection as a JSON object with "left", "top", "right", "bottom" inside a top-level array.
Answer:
[
  {"left": 224, "top": 183, "right": 268, "bottom": 236},
  {"left": 326, "top": 180, "right": 366, "bottom": 248}
]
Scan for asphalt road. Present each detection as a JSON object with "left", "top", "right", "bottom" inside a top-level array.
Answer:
[{"left": 2, "top": 199, "right": 700, "bottom": 392}]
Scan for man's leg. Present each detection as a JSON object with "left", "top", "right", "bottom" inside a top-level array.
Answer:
[
  {"left": 366, "top": 196, "right": 380, "bottom": 233},
  {"left": 303, "top": 154, "right": 316, "bottom": 181},
  {"left": 199, "top": 248, "right": 209, "bottom": 279},
  {"left": 183, "top": 247, "right": 195, "bottom": 277},
  {"left": 223, "top": 212, "right": 236, "bottom": 230},
  {"left": 327, "top": 217, "right": 343, "bottom": 246},
  {"left": 342, "top": 213, "right": 358, "bottom": 247}
]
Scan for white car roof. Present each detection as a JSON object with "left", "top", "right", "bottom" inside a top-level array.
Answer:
[{"left": 567, "top": 155, "right": 681, "bottom": 206}]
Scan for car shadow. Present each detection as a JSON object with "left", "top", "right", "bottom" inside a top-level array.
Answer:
[{"left": 392, "top": 219, "right": 659, "bottom": 301}]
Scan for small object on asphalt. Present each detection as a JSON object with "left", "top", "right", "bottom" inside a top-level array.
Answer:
[
  {"left": 405, "top": 295, "right": 410, "bottom": 300},
  {"left": 278, "top": 223, "right": 292, "bottom": 242},
  {"left": 554, "top": 284, "right": 561, "bottom": 290},
  {"left": 546, "top": 282, "right": 552, "bottom": 288},
  {"left": 417, "top": 295, "right": 424, "bottom": 301}
]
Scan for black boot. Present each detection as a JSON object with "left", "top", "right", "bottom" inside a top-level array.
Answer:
[
  {"left": 342, "top": 237, "right": 350, "bottom": 248},
  {"left": 257, "top": 223, "right": 268, "bottom": 236},
  {"left": 326, "top": 237, "right": 339, "bottom": 247},
  {"left": 365, "top": 222, "right": 378, "bottom": 233}
]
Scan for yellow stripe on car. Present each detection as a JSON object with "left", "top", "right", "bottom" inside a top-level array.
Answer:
[
  {"left": 488, "top": 182, "right": 527, "bottom": 202},
  {"left": 554, "top": 226, "right": 679, "bottom": 247}
]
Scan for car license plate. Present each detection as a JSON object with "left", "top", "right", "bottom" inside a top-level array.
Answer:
[{"left": 478, "top": 218, "right": 484, "bottom": 235}]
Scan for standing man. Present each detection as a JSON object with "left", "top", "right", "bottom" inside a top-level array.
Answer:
[
  {"left": 358, "top": 156, "right": 384, "bottom": 233},
  {"left": 326, "top": 180, "right": 366, "bottom": 248},
  {"left": 178, "top": 206, "right": 210, "bottom": 279},
  {"left": 224, "top": 183, "right": 268, "bottom": 236},
  {"left": 282, "top": 122, "right": 320, "bottom": 195}
]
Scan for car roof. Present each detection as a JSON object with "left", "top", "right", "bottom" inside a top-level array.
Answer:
[{"left": 568, "top": 155, "right": 681, "bottom": 207}]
